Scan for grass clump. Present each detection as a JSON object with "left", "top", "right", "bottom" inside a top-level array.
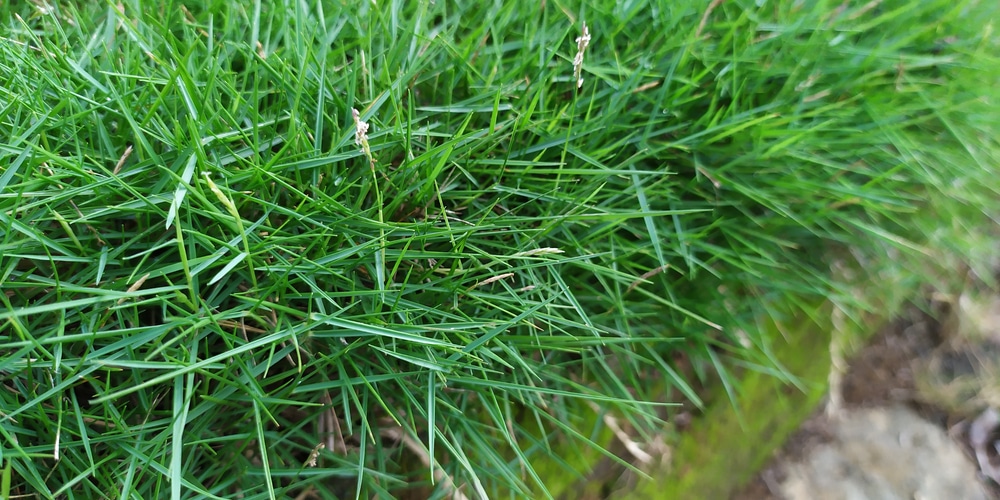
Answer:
[{"left": 1, "top": 0, "right": 998, "bottom": 498}]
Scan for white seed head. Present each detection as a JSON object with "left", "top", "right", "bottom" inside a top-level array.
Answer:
[
  {"left": 511, "top": 247, "right": 565, "bottom": 258},
  {"left": 352, "top": 108, "right": 373, "bottom": 166},
  {"left": 306, "top": 443, "right": 325, "bottom": 467},
  {"left": 573, "top": 22, "right": 592, "bottom": 89},
  {"left": 474, "top": 272, "right": 515, "bottom": 288},
  {"left": 352, "top": 108, "right": 369, "bottom": 147}
]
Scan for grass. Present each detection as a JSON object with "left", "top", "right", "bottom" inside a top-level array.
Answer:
[{"left": 1, "top": 0, "right": 999, "bottom": 498}]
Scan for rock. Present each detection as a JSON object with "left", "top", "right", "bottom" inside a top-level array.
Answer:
[{"left": 778, "top": 406, "right": 988, "bottom": 500}]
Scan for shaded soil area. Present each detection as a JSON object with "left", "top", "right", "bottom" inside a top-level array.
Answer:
[{"left": 736, "top": 299, "right": 1000, "bottom": 499}]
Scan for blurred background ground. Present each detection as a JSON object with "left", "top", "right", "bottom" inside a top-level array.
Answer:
[{"left": 737, "top": 290, "right": 1000, "bottom": 500}]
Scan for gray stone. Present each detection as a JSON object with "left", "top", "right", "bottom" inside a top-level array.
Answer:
[{"left": 778, "top": 406, "right": 988, "bottom": 500}]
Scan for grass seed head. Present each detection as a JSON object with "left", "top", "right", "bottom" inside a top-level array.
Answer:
[
  {"left": 352, "top": 108, "right": 373, "bottom": 164},
  {"left": 573, "top": 22, "right": 591, "bottom": 89}
]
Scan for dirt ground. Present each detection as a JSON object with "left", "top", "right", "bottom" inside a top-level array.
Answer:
[{"left": 735, "top": 298, "right": 1000, "bottom": 499}]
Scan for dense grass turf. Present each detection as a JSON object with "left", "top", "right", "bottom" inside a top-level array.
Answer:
[{"left": 1, "top": 0, "right": 998, "bottom": 498}]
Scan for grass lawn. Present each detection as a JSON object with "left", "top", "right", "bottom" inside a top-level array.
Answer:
[{"left": 2, "top": 0, "right": 999, "bottom": 498}]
